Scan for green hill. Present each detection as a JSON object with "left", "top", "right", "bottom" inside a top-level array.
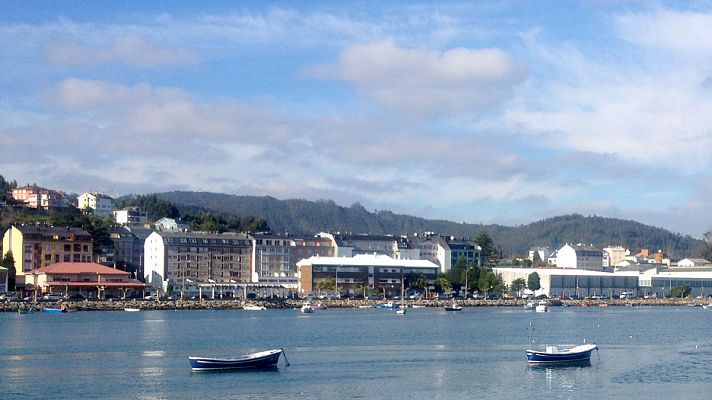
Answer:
[{"left": 149, "top": 191, "right": 704, "bottom": 258}]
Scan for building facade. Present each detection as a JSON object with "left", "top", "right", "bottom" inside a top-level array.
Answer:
[
  {"left": 11, "top": 185, "right": 64, "bottom": 210},
  {"left": 602, "top": 246, "right": 627, "bottom": 267},
  {"left": 25, "top": 262, "right": 146, "bottom": 299},
  {"left": 113, "top": 207, "right": 148, "bottom": 226},
  {"left": 556, "top": 243, "right": 604, "bottom": 271},
  {"left": 143, "top": 231, "right": 253, "bottom": 297},
  {"left": 296, "top": 254, "right": 440, "bottom": 297},
  {"left": 252, "top": 233, "right": 334, "bottom": 287},
  {"left": 2, "top": 225, "right": 93, "bottom": 283},
  {"left": 77, "top": 192, "right": 114, "bottom": 218}
]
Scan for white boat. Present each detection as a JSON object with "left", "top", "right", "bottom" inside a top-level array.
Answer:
[
  {"left": 300, "top": 302, "right": 314, "bottom": 313},
  {"left": 396, "top": 308, "right": 406, "bottom": 315},
  {"left": 124, "top": 308, "right": 141, "bottom": 312},
  {"left": 535, "top": 303, "right": 548, "bottom": 312},
  {"left": 702, "top": 303, "right": 712, "bottom": 310},
  {"left": 445, "top": 301, "right": 462, "bottom": 311},
  {"left": 524, "top": 302, "right": 536, "bottom": 309},
  {"left": 243, "top": 303, "right": 267, "bottom": 311}
]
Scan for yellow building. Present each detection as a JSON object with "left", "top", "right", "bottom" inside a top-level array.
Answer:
[{"left": 2, "top": 225, "right": 94, "bottom": 284}]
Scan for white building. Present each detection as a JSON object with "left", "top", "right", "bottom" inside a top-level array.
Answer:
[
  {"left": 154, "top": 217, "right": 190, "bottom": 232},
  {"left": 528, "top": 246, "right": 549, "bottom": 264},
  {"left": 143, "top": 231, "right": 253, "bottom": 297},
  {"left": 494, "top": 267, "right": 639, "bottom": 298},
  {"left": 77, "top": 192, "right": 114, "bottom": 218},
  {"left": 677, "top": 258, "right": 711, "bottom": 267},
  {"left": 602, "top": 246, "right": 627, "bottom": 267},
  {"left": 113, "top": 207, "right": 148, "bottom": 226},
  {"left": 555, "top": 243, "right": 603, "bottom": 271}
]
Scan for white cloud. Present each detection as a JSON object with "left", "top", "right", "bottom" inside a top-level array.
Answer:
[
  {"left": 45, "top": 34, "right": 198, "bottom": 68},
  {"left": 318, "top": 38, "right": 527, "bottom": 115},
  {"left": 616, "top": 8, "right": 712, "bottom": 54}
]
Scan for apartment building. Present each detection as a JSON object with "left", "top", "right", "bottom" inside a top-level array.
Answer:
[
  {"left": 2, "top": 225, "right": 93, "bottom": 283},
  {"left": 143, "top": 231, "right": 253, "bottom": 297},
  {"left": 252, "top": 233, "right": 334, "bottom": 287}
]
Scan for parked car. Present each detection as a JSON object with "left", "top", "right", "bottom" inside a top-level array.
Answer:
[
  {"left": 0, "top": 293, "right": 19, "bottom": 302},
  {"left": 41, "top": 293, "right": 63, "bottom": 301},
  {"left": 144, "top": 294, "right": 158, "bottom": 300},
  {"left": 65, "top": 294, "right": 85, "bottom": 301}
]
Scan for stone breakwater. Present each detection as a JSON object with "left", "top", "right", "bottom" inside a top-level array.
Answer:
[{"left": 1, "top": 297, "right": 709, "bottom": 312}]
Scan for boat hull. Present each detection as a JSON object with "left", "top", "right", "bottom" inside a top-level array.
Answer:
[
  {"left": 189, "top": 349, "right": 283, "bottom": 371},
  {"left": 526, "top": 344, "right": 597, "bottom": 364},
  {"left": 42, "top": 307, "right": 67, "bottom": 314}
]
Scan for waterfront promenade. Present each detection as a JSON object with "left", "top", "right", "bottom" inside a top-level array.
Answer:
[{"left": 1, "top": 296, "right": 708, "bottom": 312}]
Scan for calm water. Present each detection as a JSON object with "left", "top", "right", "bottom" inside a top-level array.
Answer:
[{"left": 1, "top": 305, "right": 711, "bottom": 399}]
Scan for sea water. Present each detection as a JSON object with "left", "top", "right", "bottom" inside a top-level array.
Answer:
[{"left": 1, "top": 306, "right": 711, "bottom": 399}]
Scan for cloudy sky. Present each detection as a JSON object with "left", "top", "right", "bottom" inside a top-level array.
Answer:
[{"left": 2, "top": 1, "right": 712, "bottom": 238}]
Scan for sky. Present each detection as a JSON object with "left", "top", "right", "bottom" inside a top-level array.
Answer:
[{"left": 1, "top": 1, "right": 712, "bottom": 238}]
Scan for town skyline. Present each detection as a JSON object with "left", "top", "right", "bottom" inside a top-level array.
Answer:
[{"left": 2, "top": 2, "right": 712, "bottom": 238}]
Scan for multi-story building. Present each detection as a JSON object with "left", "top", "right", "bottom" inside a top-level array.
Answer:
[
  {"left": 296, "top": 253, "right": 440, "bottom": 297},
  {"left": 2, "top": 225, "right": 93, "bottom": 283},
  {"left": 77, "top": 192, "right": 114, "bottom": 218},
  {"left": 113, "top": 207, "right": 148, "bottom": 226},
  {"left": 411, "top": 234, "right": 480, "bottom": 273},
  {"left": 252, "top": 233, "right": 334, "bottom": 287},
  {"left": 143, "top": 231, "right": 253, "bottom": 297},
  {"left": 11, "top": 185, "right": 64, "bottom": 210},
  {"left": 602, "top": 246, "right": 627, "bottom": 267},
  {"left": 556, "top": 243, "right": 603, "bottom": 271}
]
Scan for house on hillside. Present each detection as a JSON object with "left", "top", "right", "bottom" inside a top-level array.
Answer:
[
  {"left": 154, "top": 217, "right": 190, "bottom": 232},
  {"left": 77, "top": 192, "right": 115, "bottom": 218}
]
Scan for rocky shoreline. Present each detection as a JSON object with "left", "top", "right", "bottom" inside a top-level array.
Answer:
[{"left": 2, "top": 297, "right": 710, "bottom": 312}]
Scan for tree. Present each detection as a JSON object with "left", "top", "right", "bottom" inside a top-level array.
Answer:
[
  {"left": 527, "top": 272, "right": 541, "bottom": 292},
  {"left": 701, "top": 227, "right": 712, "bottom": 262},
  {"left": 434, "top": 275, "right": 452, "bottom": 293},
  {"left": 478, "top": 271, "right": 499, "bottom": 296},
  {"left": 2, "top": 251, "right": 15, "bottom": 292},
  {"left": 532, "top": 251, "right": 544, "bottom": 267},
  {"left": 475, "top": 231, "right": 496, "bottom": 267},
  {"left": 511, "top": 277, "right": 526, "bottom": 295},
  {"left": 446, "top": 256, "right": 467, "bottom": 286},
  {"left": 670, "top": 285, "right": 691, "bottom": 298},
  {"left": 316, "top": 277, "right": 335, "bottom": 293}
]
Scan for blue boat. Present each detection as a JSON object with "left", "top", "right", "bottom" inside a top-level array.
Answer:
[
  {"left": 375, "top": 302, "right": 399, "bottom": 309},
  {"left": 42, "top": 306, "right": 68, "bottom": 314},
  {"left": 189, "top": 348, "right": 286, "bottom": 371},
  {"left": 526, "top": 343, "right": 598, "bottom": 364}
]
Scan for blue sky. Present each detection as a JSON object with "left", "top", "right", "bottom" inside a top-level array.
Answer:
[{"left": 2, "top": 1, "right": 712, "bottom": 238}]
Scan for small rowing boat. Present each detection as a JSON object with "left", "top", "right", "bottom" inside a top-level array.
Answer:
[
  {"left": 189, "top": 348, "right": 288, "bottom": 371},
  {"left": 526, "top": 343, "right": 598, "bottom": 364}
]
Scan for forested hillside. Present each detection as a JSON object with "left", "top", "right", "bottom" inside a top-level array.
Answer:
[{"left": 150, "top": 191, "right": 705, "bottom": 258}]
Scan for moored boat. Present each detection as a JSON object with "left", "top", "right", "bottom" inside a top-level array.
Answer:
[
  {"left": 526, "top": 343, "right": 598, "bottom": 364},
  {"left": 535, "top": 303, "right": 548, "bottom": 312},
  {"left": 189, "top": 348, "right": 286, "bottom": 371},
  {"left": 243, "top": 303, "right": 267, "bottom": 311},
  {"left": 42, "top": 307, "right": 67, "bottom": 314},
  {"left": 375, "top": 302, "right": 399, "bottom": 309},
  {"left": 444, "top": 301, "right": 462, "bottom": 311},
  {"left": 311, "top": 303, "right": 328, "bottom": 310},
  {"left": 124, "top": 308, "right": 141, "bottom": 312}
]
